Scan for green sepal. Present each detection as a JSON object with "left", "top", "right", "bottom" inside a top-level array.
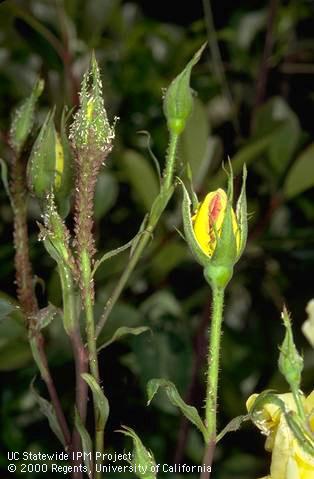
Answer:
[
  {"left": 9, "top": 78, "right": 44, "bottom": 155},
  {"left": 236, "top": 164, "right": 248, "bottom": 259},
  {"left": 204, "top": 198, "right": 236, "bottom": 289},
  {"left": 118, "top": 426, "right": 157, "bottom": 479},
  {"left": 180, "top": 179, "right": 210, "bottom": 268},
  {"left": 82, "top": 373, "right": 109, "bottom": 431},
  {"left": 27, "top": 109, "right": 56, "bottom": 200},
  {"left": 278, "top": 307, "right": 303, "bottom": 389},
  {"left": 211, "top": 166, "right": 238, "bottom": 267},
  {"left": 74, "top": 408, "right": 93, "bottom": 478},
  {"left": 27, "top": 108, "right": 73, "bottom": 216},
  {"left": 55, "top": 108, "right": 74, "bottom": 217},
  {"left": 163, "top": 43, "right": 207, "bottom": 135},
  {"left": 147, "top": 378, "right": 208, "bottom": 442}
]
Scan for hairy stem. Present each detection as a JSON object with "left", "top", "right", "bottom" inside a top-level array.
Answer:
[
  {"left": 173, "top": 299, "right": 210, "bottom": 465},
  {"left": 202, "top": 286, "right": 225, "bottom": 478},
  {"left": 10, "top": 155, "right": 73, "bottom": 462},
  {"left": 58, "top": 263, "right": 88, "bottom": 479},
  {"left": 163, "top": 133, "right": 178, "bottom": 190},
  {"left": 11, "top": 156, "right": 38, "bottom": 316},
  {"left": 81, "top": 249, "right": 103, "bottom": 479},
  {"left": 200, "top": 440, "right": 215, "bottom": 479}
]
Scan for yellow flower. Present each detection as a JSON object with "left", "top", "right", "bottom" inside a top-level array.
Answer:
[
  {"left": 192, "top": 188, "right": 239, "bottom": 257},
  {"left": 246, "top": 391, "right": 314, "bottom": 479}
]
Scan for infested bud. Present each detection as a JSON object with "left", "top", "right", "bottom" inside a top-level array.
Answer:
[
  {"left": 27, "top": 109, "right": 73, "bottom": 216},
  {"left": 69, "top": 53, "right": 114, "bottom": 152},
  {"left": 279, "top": 307, "right": 304, "bottom": 389},
  {"left": 9, "top": 78, "right": 44, "bottom": 155},
  {"left": 163, "top": 43, "right": 206, "bottom": 135}
]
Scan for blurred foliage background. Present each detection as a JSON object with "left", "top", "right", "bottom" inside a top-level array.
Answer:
[{"left": 0, "top": 0, "right": 314, "bottom": 478}]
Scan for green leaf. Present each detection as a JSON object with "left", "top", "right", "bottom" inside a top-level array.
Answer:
[
  {"left": 82, "top": 373, "right": 109, "bottom": 431},
  {"left": 74, "top": 408, "right": 93, "bottom": 478},
  {"left": 97, "top": 326, "right": 150, "bottom": 352},
  {"left": 127, "top": 293, "right": 192, "bottom": 414},
  {"left": 0, "top": 294, "right": 31, "bottom": 371},
  {"left": 146, "top": 378, "right": 207, "bottom": 441},
  {"left": 94, "top": 171, "right": 118, "bottom": 220},
  {"left": 0, "top": 340, "right": 32, "bottom": 371},
  {"left": 283, "top": 143, "right": 314, "bottom": 198},
  {"left": 253, "top": 97, "right": 300, "bottom": 175},
  {"left": 31, "top": 379, "right": 65, "bottom": 447},
  {"left": 118, "top": 426, "right": 157, "bottom": 479},
  {"left": 0, "top": 297, "right": 16, "bottom": 321},
  {"left": 140, "top": 291, "right": 182, "bottom": 320},
  {"left": 216, "top": 415, "right": 250, "bottom": 443},
  {"left": 122, "top": 149, "right": 159, "bottom": 211},
  {"left": 150, "top": 241, "right": 188, "bottom": 282},
  {"left": 180, "top": 98, "right": 211, "bottom": 187},
  {"left": 209, "top": 132, "right": 275, "bottom": 189},
  {"left": 302, "top": 299, "right": 314, "bottom": 348},
  {"left": 235, "top": 10, "right": 267, "bottom": 49}
]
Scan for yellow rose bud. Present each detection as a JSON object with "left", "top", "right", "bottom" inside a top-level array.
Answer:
[{"left": 192, "top": 188, "right": 239, "bottom": 257}]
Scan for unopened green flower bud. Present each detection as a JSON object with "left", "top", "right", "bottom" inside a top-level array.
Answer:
[
  {"left": 119, "top": 426, "right": 156, "bottom": 479},
  {"left": 27, "top": 109, "right": 73, "bottom": 215},
  {"left": 9, "top": 78, "right": 44, "bottom": 155},
  {"left": 69, "top": 53, "right": 114, "bottom": 152},
  {"left": 163, "top": 43, "right": 206, "bottom": 135},
  {"left": 279, "top": 307, "right": 303, "bottom": 389}
]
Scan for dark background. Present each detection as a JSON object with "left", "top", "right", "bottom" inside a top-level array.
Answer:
[{"left": 0, "top": 1, "right": 314, "bottom": 478}]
